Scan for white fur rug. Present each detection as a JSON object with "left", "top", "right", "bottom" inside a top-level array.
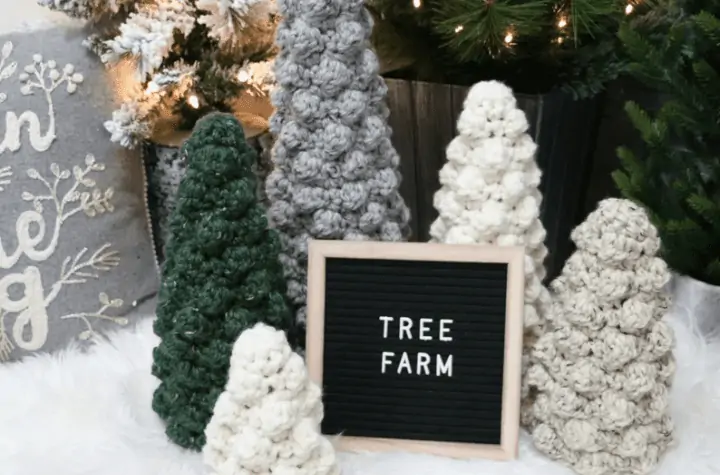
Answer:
[{"left": 0, "top": 311, "right": 719, "bottom": 475}]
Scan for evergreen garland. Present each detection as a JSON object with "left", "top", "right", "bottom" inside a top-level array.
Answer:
[
  {"left": 151, "top": 113, "right": 292, "bottom": 451},
  {"left": 367, "top": 0, "right": 628, "bottom": 97},
  {"left": 613, "top": 5, "right": 720, "bottom": 285}
]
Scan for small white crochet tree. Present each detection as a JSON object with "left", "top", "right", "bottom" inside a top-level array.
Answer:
[
  {"left": 203, "top": 324, "right": 340, "bottom": 475},
  {"left": 430, "top": 80, "right": 550, "bottom": 353},
  {"left": 526, "top": 198, "right": 675, "bottom": 475}
]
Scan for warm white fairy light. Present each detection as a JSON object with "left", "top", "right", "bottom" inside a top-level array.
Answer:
[
  {"left": 237, "top": 70, "right": 251, "bottom": 83},
  {"left": 187, "top": 94, "right": 199, "bottom": 109},
  {"left": 558, "top": 17, "right": 567, "bottom": 28},
  {"left": 625, "top": 3, "right": 634, "bottom": 14},
  {"left": 557, "top": 37, "right": 564, "bottom": 44},
  {"left": 412, "top": 0, "right": 421, "bottom": 8},
  {"left": 455, "top": 25, "right": 464, "bottom": 33},
  {"left": 504, "top": 32, "right": 514, "bottom": 44}
]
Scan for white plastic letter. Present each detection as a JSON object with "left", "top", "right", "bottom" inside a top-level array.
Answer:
[
  {"left": 399, "top": 316, "right": 413, "bottom": 340},
  {"left": 419, "top": 318, "right": 433, "bottom": 341},
  {"left": 439, "top": 319, "right": 454, "bottom": 342},
  {"left": 397, "top": 352, "right": 413, "bottom": 375},
  {"left": 417, "top": 352, "right": 431, "bottom": 375},
  {"left": 437, "top": 354, "right": 453, "bottom": 377},
  {"left": 381, "top": 351, "right": 395, "bottom": 374},
  {"left": 379, "top": 316, "right": 393, "bottom": 338}
]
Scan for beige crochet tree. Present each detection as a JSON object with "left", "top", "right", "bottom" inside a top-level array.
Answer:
[
  {"left": 526, "top": 198, "right": 675, "bottom": 475},
  {"left": 203, "top": 324, "right": 340, "bottom": 475}
]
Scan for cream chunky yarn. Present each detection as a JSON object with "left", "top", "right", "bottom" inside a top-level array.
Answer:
[
  {"left": 203, "top": 324, "right": 340, "bottom": 475},
  {"left": 265, "top": 0, "right": 411, "bottom": 327},
  {"left": 430, "top": 80, "right": 550, "bottom": 335},
  {"left": 526, "top": 198, "right": 675, "bottom": 475}
]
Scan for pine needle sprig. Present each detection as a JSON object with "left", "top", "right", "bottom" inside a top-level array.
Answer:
[
  {"left": 563, "top": 0, "right": 619, "bottom": 43},
  {"left": 435, "top": 0, "right": 553, "bottom": 60}
]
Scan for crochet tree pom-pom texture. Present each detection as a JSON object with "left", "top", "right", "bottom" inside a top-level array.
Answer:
[
  {"left": 151, "top": 113, "right": 293, "bottom": 451},
  {"left": 526, "top": 198, "right": 675, "bottom": 475},
  {"left": 430, "top": 79, "right": 551, "bottom": 339},
  {"left": 265, "top": 0, "right": 412, "bottom": 328},
  {"left": 203, "top": 323, "right": 340, "bottom": 475}
]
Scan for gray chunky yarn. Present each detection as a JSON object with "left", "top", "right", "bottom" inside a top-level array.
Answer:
[{"left": 266, "top": 0, "right": 411, "bottom": 325}]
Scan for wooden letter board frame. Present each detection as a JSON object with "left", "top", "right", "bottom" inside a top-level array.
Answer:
[{"left": 306, "top": 240, "right": 525, "bottom": 460}]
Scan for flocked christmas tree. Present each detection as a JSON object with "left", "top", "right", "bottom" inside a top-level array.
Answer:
[
  {"left": 613, "top": 7, "right": 720, "bottom": 285},
  {"left": 203, "top": 324, "right": 340, "bottom": 475},
  {"left": 38, "top": 0, "right": 278, "bottom": 148},
  {"left": 526, "top": 198, "right": 675, "bottom": 475},
  {"left": 266, "top": 0, "right": 412, "bottom": 329},
  {"left": 430, "top": 80, "right": 550, "bottom": 348},
  {"left": 151, "top": 113, "right": 292, "bottom": 451}
]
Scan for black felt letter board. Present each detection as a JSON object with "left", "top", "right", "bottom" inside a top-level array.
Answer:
[{"left": 320, "top": 257, "right": 508, "bottom": 445}]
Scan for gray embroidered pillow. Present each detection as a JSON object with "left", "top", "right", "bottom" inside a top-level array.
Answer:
[{"left": 0, "top": 27, "right": 159, "bottom": 362}]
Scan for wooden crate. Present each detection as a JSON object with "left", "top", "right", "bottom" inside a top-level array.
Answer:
[{"left": 386, "top": 78, "right": 603, "bottom": 280}]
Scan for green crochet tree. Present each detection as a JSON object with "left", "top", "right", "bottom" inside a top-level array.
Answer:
[{"left": 151, "top": 113, "right": 293, "bottom": 451}]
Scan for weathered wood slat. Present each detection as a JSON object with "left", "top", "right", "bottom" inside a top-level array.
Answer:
[
  {"left": 386, "top": 79, "right": 420, "bottom": 240},
  {"left": 411, "top": 81, "right": 456, "bottom": 241},
  {"left": 534, "top": 91, "right": 603, "bottom": 279}
]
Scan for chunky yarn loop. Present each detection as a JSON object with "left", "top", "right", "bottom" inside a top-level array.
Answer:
[
  {"left": 151, "top": 113, "right": 293, "bottom": 451},
  {"left": 526, "top": 198, "right": 675, "bottom": 475},
  {"left": 265, "top": 0, "right": 412, "bottom": 328},
  {"left": 203, "top": 323, "right": 340, "bottom": 475}
]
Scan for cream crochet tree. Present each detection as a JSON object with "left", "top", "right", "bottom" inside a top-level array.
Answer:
[
  {"left": 430, "top": 80, "right": 550, "bottom": 343},
  {"left": 526, "top": 198, "right": 675, "bottom": 475},
  {"left": 203, "top": 324, "right": 340, "bottom": 475}
]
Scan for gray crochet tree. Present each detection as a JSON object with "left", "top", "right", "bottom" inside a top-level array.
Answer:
[
  {"left": 266, "top": 0, "right": 411, "bottom": 330},
  {"left": 525, "top": 198, "right": 675, "bottom": 475}
]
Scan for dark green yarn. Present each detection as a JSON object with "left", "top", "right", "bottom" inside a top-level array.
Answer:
[{"left": 151, "top": 113, "right": 293, "bottom": 451}]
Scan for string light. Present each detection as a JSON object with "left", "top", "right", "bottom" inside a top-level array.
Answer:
[
  {"left": 412, "top": 0, "right": 421, "bottom": 8},
  {"left": 625, "top": 3, "right": 634, "bottom": 14},
  {"left": 504, "top": 32, "right": 514, "bottom": 44},
  {"left": 237, "top": 70, "right": 251, "bottom": 83},
  {"left": 187, "top": 94, "right": 199, "bottom": 109},
  {"left": 455, "top": 25, "right": 464, "bottom": 33},
  {"left": 557, "top": 37, "right": 564, "bottom": 44},
  {"left": 557, "top": 17, "right": 567, "bottom": 28}
]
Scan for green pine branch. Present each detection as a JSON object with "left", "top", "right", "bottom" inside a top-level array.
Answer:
[
  {"left": 565, "top": 0, "right": 619, "bottom": 42},
  {"left": 615, "top": 9, "right": 720, "bottom": 285},
  {"left": 434, "top": 0, "right": 553, "bottom": 60}
]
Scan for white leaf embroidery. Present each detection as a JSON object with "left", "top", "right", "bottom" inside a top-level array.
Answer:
[
  {"left": 78, "top": 330, "right": 92, "bottom": 341},
  {"left": 1, "top": 41, "right": 12, "bottom": 59},
  {"left": 2, "top": 152, "right": 122, "bottom": 355},
  {"left": 0, "top": 62, "right": 16, "bottom": 80}
]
